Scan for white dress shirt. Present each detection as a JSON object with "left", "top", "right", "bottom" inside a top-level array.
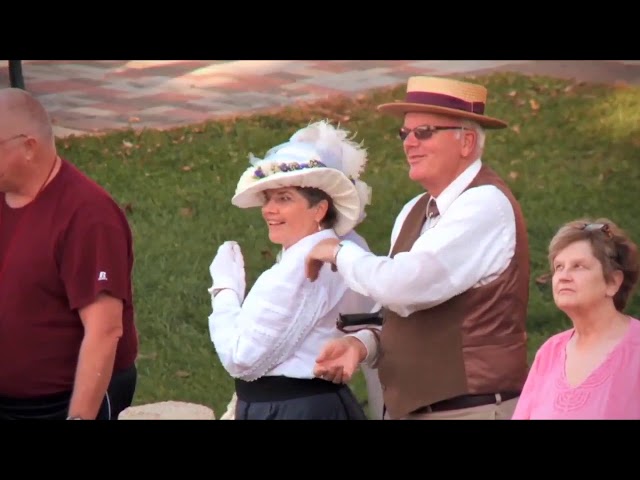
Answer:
[
  {"left": 338, "top": 159, "right": 517, "bottom": 363},
  {"left": 338, "top": 230, "right": 378, "bottom": 315},
  {"left": 208, "top": 228, "right": 374, "bottom": 382}
]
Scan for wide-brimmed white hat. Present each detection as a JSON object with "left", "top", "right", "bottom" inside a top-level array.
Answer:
[
  {"left": 353, "top": 178, "right": 372, "bottom": 225},
  {"left": 231, "top": 121, "right": 369, "bottom": 236}
]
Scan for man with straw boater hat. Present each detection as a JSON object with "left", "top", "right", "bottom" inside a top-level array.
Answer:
[{"left": 305, "top": 76, "right": 531, "bottom": 420}]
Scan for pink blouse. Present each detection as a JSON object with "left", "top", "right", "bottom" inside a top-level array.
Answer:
[{"left": 512, "top": 317, "right": 640, "bottom": 420}]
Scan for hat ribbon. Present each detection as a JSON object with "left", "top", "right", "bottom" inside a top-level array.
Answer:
[{"left": 404, "top": 91, "right": 485, "bottom": 115}]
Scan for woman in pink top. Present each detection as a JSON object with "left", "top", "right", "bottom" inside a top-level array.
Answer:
[{"left": 512, "top": 218, "right": 640, "bottom": 419}]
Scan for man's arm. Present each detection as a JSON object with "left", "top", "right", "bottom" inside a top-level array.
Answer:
[
  {"left": 68, "top": 293, "right": 123, "bottom": 419},
  {"left": 334, "top": 185, "right": 516, "bottom": 317},
  {"left": 348, "top": 326, "right": 381, "bottom": 366},
  {"left": 59, "top": 200, "right": 134, "bottom": 419}
]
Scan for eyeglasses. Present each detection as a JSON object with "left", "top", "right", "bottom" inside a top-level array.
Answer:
[
  {"left": 0, "top": 133, "right": 27, "bottom": 146},
  {"left": 580, "top": 222, "right": 614, "bottom": 239},
  {"left": 399, "top": 125, "right": 463, "bottom": 141}
]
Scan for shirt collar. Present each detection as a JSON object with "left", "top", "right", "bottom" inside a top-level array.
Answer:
[{"left": 431, "top": 158, "right": 482, "bottom": 216}]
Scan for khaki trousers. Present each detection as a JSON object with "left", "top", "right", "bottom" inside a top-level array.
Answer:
[{"left": 387, "top": 394, "right": 519, "bottom": 420}]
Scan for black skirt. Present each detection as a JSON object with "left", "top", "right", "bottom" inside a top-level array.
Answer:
[{"left": 234, "top": 375, "right": 368, "bottom": 420}]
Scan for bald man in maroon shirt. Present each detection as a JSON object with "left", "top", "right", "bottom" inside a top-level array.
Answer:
[{"left": 0, "top": 88, "right": 138, "bottom": 420}]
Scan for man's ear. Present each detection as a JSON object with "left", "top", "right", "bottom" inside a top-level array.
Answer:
[
  {"left": 461, "top": 129, "right": 477, "bottom": 158},
  {"left": 24, "top": 136, "right": 39, "bottom": 162}
]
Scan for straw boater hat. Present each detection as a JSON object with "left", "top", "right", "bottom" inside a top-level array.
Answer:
[
  {"left": 232, "top": 120, "right": 369, "bottom": 237},
  {"left": 377, "top": 76, "right": 508, "bottom": 129}
]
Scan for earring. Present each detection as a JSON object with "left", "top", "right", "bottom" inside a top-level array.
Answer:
[{"left": 317, "top": 222, "right": 322, "bottom": 232}]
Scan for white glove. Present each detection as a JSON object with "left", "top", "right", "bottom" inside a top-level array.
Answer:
[{"left": 208, "top": 241, "right": 246, "bottom": 301}]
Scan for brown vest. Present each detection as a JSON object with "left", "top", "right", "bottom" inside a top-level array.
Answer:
[{"left": 377, "top": 164, "right": 530, "bottom": 419}]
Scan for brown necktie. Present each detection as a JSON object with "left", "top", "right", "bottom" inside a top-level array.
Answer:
[{"left": 426, "top": 197, "right": 440, "bottom": 220}]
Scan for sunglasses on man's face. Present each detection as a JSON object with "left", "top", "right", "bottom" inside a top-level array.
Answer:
[{"left": 398, "top": 125, "right": 463, "bottom": 141}]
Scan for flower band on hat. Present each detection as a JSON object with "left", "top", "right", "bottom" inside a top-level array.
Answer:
[{"left": 251, "top": 158, "right": 326, "bottom": 179}]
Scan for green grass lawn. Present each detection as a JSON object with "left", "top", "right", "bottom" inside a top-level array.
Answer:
[{"left": 58, "top": 72, "right": 640, "bottom": 417}]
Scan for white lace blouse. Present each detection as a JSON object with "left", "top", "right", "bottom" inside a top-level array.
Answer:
[{"left": 208, "top": 229, "right": 374, "bottom": 381}]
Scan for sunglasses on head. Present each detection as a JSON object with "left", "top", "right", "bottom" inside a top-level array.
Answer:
[
  {"left": 581, "top": 222, "right": 614, "bottom": 239},
  {"left": 398, "top": 125, "right": 463, "bottom": 141},
  {"left": 580, "top": 222, "right": 623, "bottom": 265}
]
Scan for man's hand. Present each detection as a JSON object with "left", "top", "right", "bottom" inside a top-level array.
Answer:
[
  {"left": 305, "top": 238, "right": 341, "bottom": 281},
  {"left": 313, "top": 336, "right": 367, "bottom": 384}
]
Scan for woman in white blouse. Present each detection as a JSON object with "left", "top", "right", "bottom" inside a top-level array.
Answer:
[{"left": 208, "top": 121, "right": 376, "bottom": 420}]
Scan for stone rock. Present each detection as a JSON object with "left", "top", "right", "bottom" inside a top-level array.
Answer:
[
  {"left": 219, "top": 393, "right": 237, "bottom": 420},
  {"left": 118, "top": 401, "right": 215, "bottom": 420}
]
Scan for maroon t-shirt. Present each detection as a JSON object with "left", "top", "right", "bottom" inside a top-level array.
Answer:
[{"left": 0, "top": 158, "right": 138, "bottom": 398}]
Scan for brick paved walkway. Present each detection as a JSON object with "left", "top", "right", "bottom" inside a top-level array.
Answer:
[{"left": 1, "top": 60, "right": 638, "bottom": 138}]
